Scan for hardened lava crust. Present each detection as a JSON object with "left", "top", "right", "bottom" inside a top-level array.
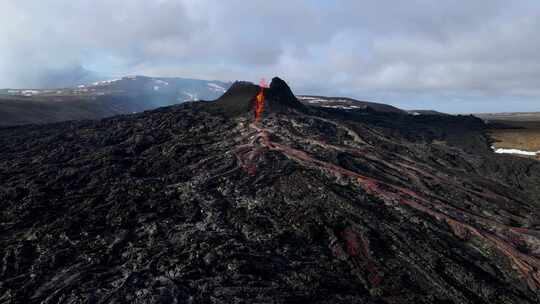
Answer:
[{"left": 1, "top": 78, "right": 540, "bottom": 303}]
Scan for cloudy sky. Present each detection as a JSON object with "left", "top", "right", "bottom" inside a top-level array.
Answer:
[{"left": 1, "top": 0, "right": 539, "bottom": 113}]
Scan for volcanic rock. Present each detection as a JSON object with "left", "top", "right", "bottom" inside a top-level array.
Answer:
[
  {"left": 1, "top": 77, "right": 540, "bottom": 303},
  {"left": 264, "top": 77, "right": 305, "bottom": 112},
  {"left": 207, "top": 80, "right": 259, "bottom": 117}
]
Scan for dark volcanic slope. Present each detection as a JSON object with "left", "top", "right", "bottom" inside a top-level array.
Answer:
[{"left": 1, "top": 78, "right": 540, "bottom": 303}]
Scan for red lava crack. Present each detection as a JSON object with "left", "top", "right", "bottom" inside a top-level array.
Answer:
[{"left": 235, "top": 122, "right": 540, "bottom": 291}]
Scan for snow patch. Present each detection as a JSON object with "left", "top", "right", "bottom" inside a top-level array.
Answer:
[
  {"left": 183, "top": 92, "right": 199, "bottom": 101},
  {"left": 492, "top": 146, "right": 539, "bottom": 156},
  {"left": 207, "top": 83, "right": 226, "bottom": 92},
  {"left": 297, "top": 96, "right": 327, "bottom": 103},
  {"left": 92, "top": 79, "right": 120, "bottom": 86},
  {"left": 154, "top": 79, "right": 169, "bottom": 86},
  {"left": 22, "top": 90, "right": 39, "bottom": 96},
  {"left": 321, "top": 105, "right": 361, "bottom": 110},
  {"left": 297, "top": 96, "right": 323, "bottom": 100}
]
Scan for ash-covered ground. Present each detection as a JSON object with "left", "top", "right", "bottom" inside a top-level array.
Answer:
[{"left": 1, "top": 78, "right": 540, "bottom": 303}]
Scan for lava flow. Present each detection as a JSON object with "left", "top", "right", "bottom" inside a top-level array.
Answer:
[
  {"left": 255, "top": 78, "right": 268, "bottom": 122},
  {"left": 236, "top": 119, "right": 540, "bottom": 292}
]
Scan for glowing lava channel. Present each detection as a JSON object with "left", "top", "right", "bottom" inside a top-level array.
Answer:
[{"left": 255, "top": 78, "right": 268, "bottom": 123}]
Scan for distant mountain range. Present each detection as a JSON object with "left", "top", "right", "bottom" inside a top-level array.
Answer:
[
  {"left": 0, "top": 76, "right": 232, "bottom": 126},
  {"left": 296, "top": 95, "right": 406, "bottom": 114},
  {"left": 474, "top": 112, "right": 540, "bottom": 122},
  {"left": 296, "top": 95, "right": 452, "bottom": 117},
  {"left": 0, "top": 77, "right": 451, "bottom": 127}
]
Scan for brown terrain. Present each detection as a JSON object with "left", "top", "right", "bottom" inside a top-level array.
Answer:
[{"left": 476, "top": 113, "right": 540, "bottom": 160}]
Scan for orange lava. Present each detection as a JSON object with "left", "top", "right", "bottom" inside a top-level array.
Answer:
[{"left": 255, "top": 78, "right": 268, "bottom": 122}]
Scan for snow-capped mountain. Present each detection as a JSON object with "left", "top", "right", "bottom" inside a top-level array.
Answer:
[{"left": 0, "top": 76, "right": 232, "bottom": 126}]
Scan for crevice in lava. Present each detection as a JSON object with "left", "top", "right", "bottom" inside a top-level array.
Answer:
[{"left": 235, "top": 121, "right": 540, "bottom": 291}]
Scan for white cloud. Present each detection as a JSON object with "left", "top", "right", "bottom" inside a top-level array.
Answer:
[{"left": 0, "top": 0, "right": 539, "bottom": 112}]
